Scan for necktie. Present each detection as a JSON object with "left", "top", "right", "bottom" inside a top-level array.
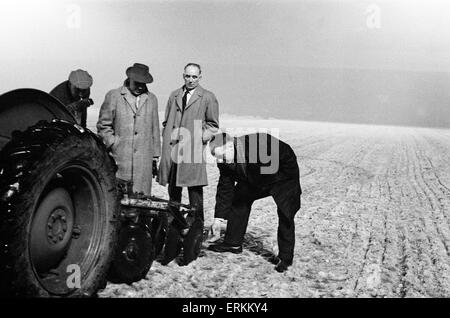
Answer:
[
  {"left": 182, "top": 88, "right": 191, "bottom": 112},
  {"left": 135, "top": 95, "right": 140, "bottom": 112}
]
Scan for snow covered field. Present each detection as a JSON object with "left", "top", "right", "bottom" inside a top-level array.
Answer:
[{"left": 94, "top": 117, "right": 450, "bottom": 298}]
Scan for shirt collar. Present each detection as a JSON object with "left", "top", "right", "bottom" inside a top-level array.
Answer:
[
  {"left": 120, "top": 84, "right": 148, "bottom": 97},
  {"left": 184, "top": 86, "right": 196, "bottom": 95}
]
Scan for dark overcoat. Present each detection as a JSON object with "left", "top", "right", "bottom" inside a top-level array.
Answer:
[
  {"left": 50, "top": 80, "right": 87, "bottom": 127},
  {"left": 214, "top": 133, "right": 301, "bottom": 219}
]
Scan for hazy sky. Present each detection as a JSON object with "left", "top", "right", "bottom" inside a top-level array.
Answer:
[{"left": 2, "top": 0, "right": 450, "bottom": 127}]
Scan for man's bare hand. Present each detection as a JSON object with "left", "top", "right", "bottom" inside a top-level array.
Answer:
[{"left": 207, "top": 218, "right": 227, "bottom": 243}]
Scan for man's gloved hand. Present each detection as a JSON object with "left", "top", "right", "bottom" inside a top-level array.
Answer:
[
  {"left": 207, "top": 218, "right": 227, "bottom": 243},
  {"left": 152, "top": 158, "right": 159, "bottom": 178}
]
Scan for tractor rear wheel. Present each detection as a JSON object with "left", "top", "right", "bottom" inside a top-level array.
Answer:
[{"left": 0, "top": 120, "right": 119, "bottom": 297}]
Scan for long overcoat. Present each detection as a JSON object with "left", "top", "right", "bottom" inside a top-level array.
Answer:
[
  {"left": 97, "top": 85, "right": 161, "bottom": 195},
  {"left": 157, "top": 85, "right": 219, "bottom": 187}
]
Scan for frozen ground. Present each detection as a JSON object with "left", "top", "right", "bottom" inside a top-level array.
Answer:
[{"left": 94, "top": 117, "right": 450, "bottom": 298}]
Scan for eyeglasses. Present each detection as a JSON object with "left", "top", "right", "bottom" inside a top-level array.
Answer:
[{"left": 183, "top": 74, "right": 199, "bottom": 79}]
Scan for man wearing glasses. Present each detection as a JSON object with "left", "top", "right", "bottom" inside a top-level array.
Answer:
[{"left": 158, "top": 63, "right": 219, "bottom": 265}]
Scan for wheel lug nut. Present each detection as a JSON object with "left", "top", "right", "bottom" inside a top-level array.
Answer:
[{"left": 72, "top": 226, "right": 81, "bottom": 239}]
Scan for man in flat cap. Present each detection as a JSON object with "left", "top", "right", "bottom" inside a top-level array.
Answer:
[
  {"left": 97, "top": 63, "right": 161, "bottom": 196},
  {"left": 50, "top": 69, "right": 94, "bottom": 127}
]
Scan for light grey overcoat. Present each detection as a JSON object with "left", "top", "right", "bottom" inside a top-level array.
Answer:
[
  {"left": 157, "top": 85, "right": 219, "bottom": 187},
  {"left": 97, "top": 85, "right": 161, "bottom": 195}
]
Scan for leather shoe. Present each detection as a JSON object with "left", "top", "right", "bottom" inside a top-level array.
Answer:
[
  {"left": 208, "top": 242, "right": 242, "bottom": 254},
  {"left": 268, "top": 255, "right": 280, "bottom": 265},
  {"left": 274, "top": 259, "right": 293, "bottom": 273}
]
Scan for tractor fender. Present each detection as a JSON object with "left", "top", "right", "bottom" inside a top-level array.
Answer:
[{"left": 0, "top": 88, "right": 76, "bottom": 150}]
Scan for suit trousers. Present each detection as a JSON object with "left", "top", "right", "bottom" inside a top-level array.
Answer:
[
  {"left": 168, "top": 163, "right": 204, "bottom": 221},
  {"left": 224, "top": 178, "right": 301, "bottom": 263}
]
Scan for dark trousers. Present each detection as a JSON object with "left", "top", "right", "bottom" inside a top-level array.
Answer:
[
  {"left": 168, "top": 163, "right": 204, "bottom": 221},
  {"left": 224, "top": 178, "right": 301, "bottom": 263}
]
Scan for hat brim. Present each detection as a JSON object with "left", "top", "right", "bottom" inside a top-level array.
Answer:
[{"left": 126, "top": 67, "right": 153, "bottom": 83}]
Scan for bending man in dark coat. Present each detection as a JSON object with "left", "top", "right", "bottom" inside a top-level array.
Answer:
[{"left": 207, "top": 132, "right": 301, "bottom": 272}]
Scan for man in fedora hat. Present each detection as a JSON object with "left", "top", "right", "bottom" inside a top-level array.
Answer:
[
  {"left": 157, "top": 62, "right": 219, "bottom": 265},
  {"left": 97, "top": 63, "right": 161, "bottom": 196},
  {"left": 50, "top": 69, "right": 94, "bottom": 127}
]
